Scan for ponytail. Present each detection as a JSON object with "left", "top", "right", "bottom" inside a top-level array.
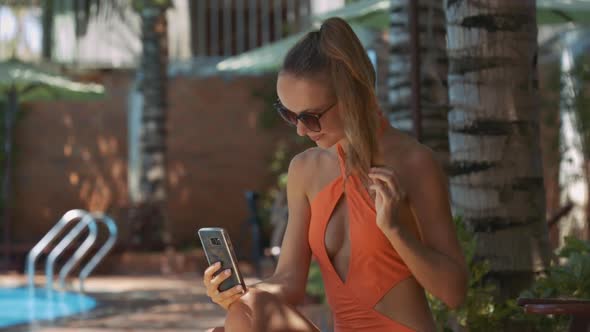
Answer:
[{"left": 282, "top": 17, "right": 381, "bottom": 176}]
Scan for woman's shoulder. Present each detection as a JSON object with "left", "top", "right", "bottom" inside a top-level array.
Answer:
[
  {"left": 384, "top": 137, "right": 445, "bottom": 203},
  {"left": 383, "top": 128, "right": 440, "bottom": 175},
  {"left": 289, "top": 147, "right": 334, "bottom": 173},
  {"left": 288, "top": 147, "right": 337, "bottom": 188}
]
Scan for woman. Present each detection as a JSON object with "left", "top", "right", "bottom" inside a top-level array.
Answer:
[{"left": 204, "top": 17, "right": 468, "bottom": 332}]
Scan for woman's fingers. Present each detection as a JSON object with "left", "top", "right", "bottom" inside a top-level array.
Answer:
[
  {"left": 203, "top": 263, "right": 245, "bottom": 310},
  {"left": 211, "top": 269, "right": 232, "bottom": 285},
  {"left": 203, "top": 262, "right": 221, "bottom": 286},
  {"left": 207, "top": 269, "right": 232, "bottom": 295},
  {"left": 369, "top": 167, "right": 405, "bottom": 199},
  {"left": 370, "top": 177, "right": 396, "bottom": 199},
  {"left": 370, "top": 166, "right": 395, "bottom": 176},
  {"left": 220, "top": 285, "right": 244, "bottom": 300},
  {"left": 369, "top": 182, "right": 390, "bottom": 202},
  {"left": 220, "top": 291, "right": 245, "bottom": 310},
  {"left": 214, "top": 284, "right": 245, "bottom": 309}
]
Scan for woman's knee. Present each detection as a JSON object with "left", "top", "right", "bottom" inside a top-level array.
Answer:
[
  {"left": 225, "top": 290, "right": 317, "bottom": 332},
  {"left": 224, "top": 292, "right": 257, "bottom": 332},
  {"left": 224, "top": 290, "right": 277, "bottom": 332}
]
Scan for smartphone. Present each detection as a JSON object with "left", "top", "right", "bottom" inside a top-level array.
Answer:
[{"left": 198, "top": 227, "right": 247, "bottom": 293}]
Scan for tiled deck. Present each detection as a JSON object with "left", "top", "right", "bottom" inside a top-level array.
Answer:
[{"left": 0, "top": 273, "right": 332, "bottom": 332}]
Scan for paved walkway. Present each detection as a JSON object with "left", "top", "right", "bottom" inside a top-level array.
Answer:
[{"left": 0, "top": 273, "right": 332, "bottom": 332}]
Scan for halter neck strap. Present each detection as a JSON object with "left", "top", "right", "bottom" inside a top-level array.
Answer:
[{"left": 336, "top": 144, "right": 347, "bottom": 178}]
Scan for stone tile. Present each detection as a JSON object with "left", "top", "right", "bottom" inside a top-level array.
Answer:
[{"left": 1, "top": 273, "right": 331, "bottom": 332}]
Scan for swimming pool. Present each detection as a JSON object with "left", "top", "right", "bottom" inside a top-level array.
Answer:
[{"left": 0, "top": 287, "right": 97, "bottom": 327}]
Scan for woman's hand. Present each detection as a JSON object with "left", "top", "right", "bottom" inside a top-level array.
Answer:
[
  {"left": 203, "top": 262, "right": 245, "bottom": 310},
  {"left": 368, "top": 166, "right": 406, "bottom": 234}
]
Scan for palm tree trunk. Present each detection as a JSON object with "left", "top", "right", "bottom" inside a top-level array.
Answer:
[
  {"left": 563, "top": 52, "right": 590, "bottom": 242},
  {"left": 445, "top": 0, "right": 551, "bottom": 298},
  {"left": 557, "top": 49, "right": 588, "bottom": 246},
  {"left": 2, "top": 88, "right": 17, "bottom": 264},
  {"left": 388, "top": 0, "right": 449, "bottom": 166},
  {"left": 129, "top": 3, "right": 170, "bottom": 250},
  {"left": 586, "top": 161, "right": 590, "bottom": 240},
  {"left": 538, "top": 64, "right": 561, "bottom": 248},
  {"left": 41, "top": 0, "right": 54, "bottom": 60}
]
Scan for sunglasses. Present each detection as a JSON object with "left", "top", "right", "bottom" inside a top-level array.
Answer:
[{"left": 274, "top": 99, "right": 337, "bottom": 132}]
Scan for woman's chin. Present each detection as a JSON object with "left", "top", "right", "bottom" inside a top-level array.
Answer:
[
  {"left": 314, "top": 138, "right": 333, "bottom": 149},
  {"left": 309, "top": 134, "right": 338, "bottom": 149}
]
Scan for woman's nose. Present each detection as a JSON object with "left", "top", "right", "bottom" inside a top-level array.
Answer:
[{"left": 296, "top": 121, "right": 308, "bottom": 136}]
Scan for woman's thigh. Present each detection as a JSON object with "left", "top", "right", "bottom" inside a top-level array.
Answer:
[{"left": 224, "top": 289, "right": 320, "bottom": 332}]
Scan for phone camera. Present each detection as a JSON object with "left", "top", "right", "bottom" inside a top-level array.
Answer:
[{"left": 210, "top": 237, "right": 221, "bottom": 246}]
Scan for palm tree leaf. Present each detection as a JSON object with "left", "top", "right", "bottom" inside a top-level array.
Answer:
[{"left": 0, "top": 59, "right": 105, "bottom": 103}]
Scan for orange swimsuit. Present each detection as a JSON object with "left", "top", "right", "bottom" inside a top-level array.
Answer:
[{"left": 308, "top": 143, "right": 416, "bottom": 332}]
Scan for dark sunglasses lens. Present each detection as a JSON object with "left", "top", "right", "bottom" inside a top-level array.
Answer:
[
  {"left": 277, "top": 106, "right": 297, "bottom": 126},
  {"left": 300, "top": 115, "right": 321, "bottom": 132}
]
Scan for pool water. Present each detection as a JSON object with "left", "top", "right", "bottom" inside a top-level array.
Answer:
[{"left": 0, "top": 287, "right": 97, "bottom": 327}]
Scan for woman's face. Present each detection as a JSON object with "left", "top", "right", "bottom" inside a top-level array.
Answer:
[{"left": 276, "top": 72, "right": 345, "bottom": 148}]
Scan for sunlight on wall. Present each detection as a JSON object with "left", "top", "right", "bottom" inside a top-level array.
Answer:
[
  {"left": 64, "top": 144, "right": 72, "bottom": 156},
  {"left": 179, "top": 188, "right": 191, "bottom": 204},
  {"left": 248, "top": 111, "right": 257, "bottom": 129},
  {"left": 62, "top": 126, "right": 128, "bottom": 213},
  {"left": 168, "top": 162, "right": 187, "bottom": 187},
  {"left": 69, "top": 172, "right": 79, "bottom": 185}
]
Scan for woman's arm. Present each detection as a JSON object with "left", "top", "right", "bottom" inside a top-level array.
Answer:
[
  {"left": 251, "top": 152, "right": 313, "bottom": 306},
  {"left": 370, "top": 147, "right": 468, "bottom": 309}
]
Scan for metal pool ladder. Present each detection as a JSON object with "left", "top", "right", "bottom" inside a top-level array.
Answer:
[{"left": 26, "top": 209, "right": 118, "bottom": 292}]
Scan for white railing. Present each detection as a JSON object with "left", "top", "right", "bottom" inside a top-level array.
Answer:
[
  {"left": 194, "top": 0, "right": 311, "bottom": 57},
  {"left": 0, "top": 0, "right": 313, "bottom": 68}
]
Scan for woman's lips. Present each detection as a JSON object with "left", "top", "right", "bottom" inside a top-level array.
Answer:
[{"left": 309, "top": 134, "right": 323, "bottom": 142}]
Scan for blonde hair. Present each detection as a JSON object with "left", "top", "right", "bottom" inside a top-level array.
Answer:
[{"left": 281, "top": 17, "right": 381, "bottom": 176}]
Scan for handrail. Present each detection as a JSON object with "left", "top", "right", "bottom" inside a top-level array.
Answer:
[
  {"left": 26, "top": 209, "right": 89, "bottom": 289},
  {"left": 59, "top": 212, "right": 118, "bottom": 291},
  {"left": 78, "top": 213, "right": 117, "bottom": 291},
  {"left": 46, "top": 213, "right": 97, "bottom": 290},
  {"left": 26, "top": 209, "right": 119, "bottom": 292},
  {"left": 57, "top": 216, "right": 101, "bottom": 290},
  {"left": 518, "top": 297, "right": 590, "bottom": 332}
]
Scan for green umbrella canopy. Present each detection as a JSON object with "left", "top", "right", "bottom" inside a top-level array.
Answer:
[
  {"left": 313, "top": 0, "right": 389, "bottom": 30},
  {"left": 319, "top": 0, "right": 590, "bottom": 27},
  {"left": 0, "top": 58, "right": 105, "bottom": 103},
  {"left": 537, "top": 0, "right": 590, "bottom": 25},
  {"left": 213, "top": 22, "right": 376, "bottom": 76},
  {"left": 320, "top": 0, "right": 590, "bottom": 27},
  {"left": 210, "top": 0, "right": 590, "bottom": 76}
]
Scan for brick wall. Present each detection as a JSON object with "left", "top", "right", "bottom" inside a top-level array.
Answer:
[{"left": 12, "top": 70, "right": 290, "bottom": 252}]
